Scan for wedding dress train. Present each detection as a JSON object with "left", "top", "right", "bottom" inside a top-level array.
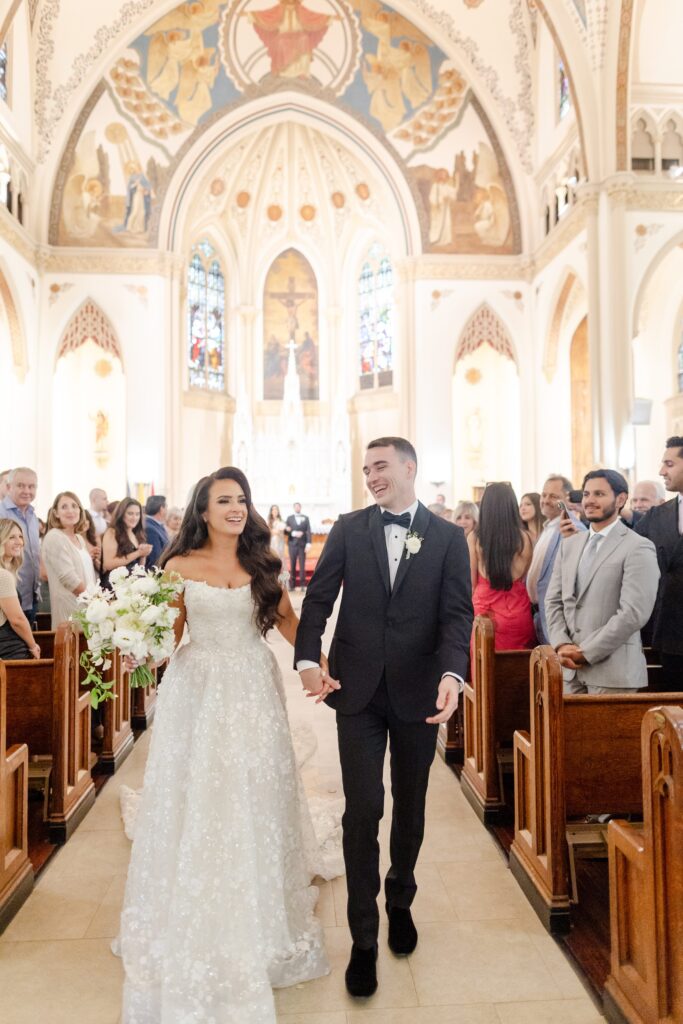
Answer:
[{"left": 117, "top": 580, "right": 339, "bottom": 1024}]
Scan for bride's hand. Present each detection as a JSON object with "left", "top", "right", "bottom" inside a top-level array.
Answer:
[{"left": 123, "top": 654, "right": 142, "bottom": 672}]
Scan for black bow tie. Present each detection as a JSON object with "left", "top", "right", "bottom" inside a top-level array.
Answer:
[{"left": 381, "top": 511, "right": 411, "bottom": 529}]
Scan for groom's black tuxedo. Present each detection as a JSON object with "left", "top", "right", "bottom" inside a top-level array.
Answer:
[
  {"left": 295, "top": 501, "right": 472, "bottom": 721},
  {"left": 296, "top": 500, "right": 472, "bottom": 948}
]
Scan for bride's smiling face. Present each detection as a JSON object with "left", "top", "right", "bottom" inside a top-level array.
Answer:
[{"left": 205, "top": 478, "right": 249, "bottom": 537}]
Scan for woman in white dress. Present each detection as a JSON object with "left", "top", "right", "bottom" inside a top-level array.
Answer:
[{"left": 118, "top": 467, "right": 336, "bottom": 1024}]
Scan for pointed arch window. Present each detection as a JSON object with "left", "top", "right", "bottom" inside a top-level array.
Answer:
[
  {"left": 358, "top": 245, "right": 394, "bottom": 390},
  {"left": 0, "top": 42, "right": 8, "bottom": 105},
  {"left": 558, "top": 59, "right": 570, "bottom": 121},
  {"left": 187, "top": 241, "right": 225, "bottom": 391}
]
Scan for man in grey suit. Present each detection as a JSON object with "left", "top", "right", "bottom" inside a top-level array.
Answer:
[{"left": 546, "top": 469, "right": 660, "bottom": 694}]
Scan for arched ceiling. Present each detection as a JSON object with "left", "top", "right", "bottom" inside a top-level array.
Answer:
[{"left": 46, "top": 0, "right": 523, "bottom": 257}]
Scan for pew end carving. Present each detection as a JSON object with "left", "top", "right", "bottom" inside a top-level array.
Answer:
[{"left": 0, "top": 663, "right": 34, "bottom": 933}]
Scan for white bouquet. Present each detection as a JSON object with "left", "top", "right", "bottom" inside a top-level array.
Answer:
[{"left": 74, "top": 565, "right": 184, "bottom": 708}]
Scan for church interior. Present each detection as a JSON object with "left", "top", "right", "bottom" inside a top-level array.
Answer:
[{"left": 0, "top": 0, "right": 682, "bottom": 1022}]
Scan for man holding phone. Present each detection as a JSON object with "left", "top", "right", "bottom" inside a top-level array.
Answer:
[{"left": 526, "top": 475, "right": 586, "bottom": 643}]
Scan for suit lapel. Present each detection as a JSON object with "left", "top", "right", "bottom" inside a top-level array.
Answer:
[
  {"left": 576, "top": 522, "right": 626, "bottom": 598},
  {"left": 391, "top": 502, "right": 431, "bottom": 602},
  {"left": 369, "top": 505, "right": 391, "bottom": 596}
]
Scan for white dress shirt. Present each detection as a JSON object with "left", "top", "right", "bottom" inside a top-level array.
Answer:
[
  {"left": 297, "top": 500, "right": 463, "bottom": 691},
  {"left": 89, "top": 509, "right": 108, "bottom": 537},
  {"left": 526, "top": 515, "right": 561, "bottom": 603}
]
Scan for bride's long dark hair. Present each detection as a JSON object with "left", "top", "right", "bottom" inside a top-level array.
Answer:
[{"left": 159, "top": 467, "right": 283, "bottom": 636}]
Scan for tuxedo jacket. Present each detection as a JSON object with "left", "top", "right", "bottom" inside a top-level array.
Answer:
[
  {"left": 294, "top": 502, "right": 473, "bottom": 721},
  {"left": 635, "top": 497, "right": 683, "bottom": 654},
  {"left": 545, "top": 520, "right": 659, "bottom": 689},
  {"left": 285, "top": 514, "right": 311, "bottom": 548}
]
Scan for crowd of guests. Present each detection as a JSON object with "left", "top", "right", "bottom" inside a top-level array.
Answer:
[{"left": 0, "top": 467, "right": 184, "bottom": 661}]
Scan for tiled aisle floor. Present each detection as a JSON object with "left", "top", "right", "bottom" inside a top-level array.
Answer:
[{"left": 0, "top": 597, "right": 604, "bottom": 1023}]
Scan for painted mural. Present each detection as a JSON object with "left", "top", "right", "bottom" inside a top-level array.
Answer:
[
  {"left": 263, "top": 248, "right": 319, "bottom": 400},
  {"left": 51, "top": 0, "right": 519, "bottom": 255}
]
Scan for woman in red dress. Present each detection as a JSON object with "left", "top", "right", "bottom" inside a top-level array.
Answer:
[{"left": 467, "top": 482, "right": 536, "bottom": 650}]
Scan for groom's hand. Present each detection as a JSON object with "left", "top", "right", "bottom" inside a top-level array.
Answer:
[
  {"left": 299, "top": 665, "right": 341, "bottom": 705},
  {"left": 425, "top": 676, "right": 460, "bottom": 724}
]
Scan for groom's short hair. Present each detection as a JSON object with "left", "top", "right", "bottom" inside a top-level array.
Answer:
[{"left": 367, "top": 437, "right": 418, "bottom": 468}]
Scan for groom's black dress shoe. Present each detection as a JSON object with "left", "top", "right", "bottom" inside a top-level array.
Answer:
[
  {"left": 386, "top": 904, "right": 418, "bottom": 955},
  {"left": 345, "top": 944, "right": 378, "bottom": 997}
]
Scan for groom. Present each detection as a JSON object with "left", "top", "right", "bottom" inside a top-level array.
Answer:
[{"left": 295, "top": 437, "right": 472, "bottom": 996}]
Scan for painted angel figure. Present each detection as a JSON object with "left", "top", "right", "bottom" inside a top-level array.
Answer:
[
  {"left": 145, "top": 0, "right": 221, "bottom": 124},
  {"left": 245, "top": 0, "right": 338, "bottom": 79}
]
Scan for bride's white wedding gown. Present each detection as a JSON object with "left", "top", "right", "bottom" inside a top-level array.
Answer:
[{"left": 118, "top": 580, "right": 336, "bottom": 1024}]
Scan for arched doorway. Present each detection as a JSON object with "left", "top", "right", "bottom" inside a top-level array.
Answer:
[
  {"left": 570, "top": 316, "right": 592, "bottom": 484},
  {"left": 53, "top": 300, "right": 126, "bottom": 499},
  {"left": 452, "top": 305, "right": 521, "bottom": 500}
]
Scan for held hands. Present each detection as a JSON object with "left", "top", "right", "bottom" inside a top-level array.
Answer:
[
  {"left": 425, "top": 676, "right": 460, "bottom": 725},
  {"left": 299, "top": 656, "right": 341, "bottom": 705},
  {"left": 557, "top": 643, "right": 587, "bottom": 670}
]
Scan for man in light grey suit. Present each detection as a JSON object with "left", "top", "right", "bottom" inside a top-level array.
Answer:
[{"left": 546, "top": 469, "right": 660, "bottom": 694}]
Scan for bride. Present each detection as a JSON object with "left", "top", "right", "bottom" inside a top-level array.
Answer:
[{"left": 117, "top": 467, "right": 340, "bottom": 1024}]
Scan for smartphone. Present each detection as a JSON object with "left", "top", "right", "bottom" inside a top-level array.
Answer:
[{"left": 557, "top": 500, "right": 569, "bottom": 517}]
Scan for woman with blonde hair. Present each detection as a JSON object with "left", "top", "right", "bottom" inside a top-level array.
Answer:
[
  {"left": 42, "top": 491, "right": 97, "bottom": 628},
  {"left": 0, "top": 518, "right": 40, "bottom": 659},
  {"left": 453, "top": 500, "right": 479, "bottom": 538}
]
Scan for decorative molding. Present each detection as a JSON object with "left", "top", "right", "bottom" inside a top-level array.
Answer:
[
  {"left": 454, "top": 303, "right": 517, "bottom": 365},
  {"left": 634, "top": 222, "right": 664, "bottom": 253},
  {"left": 430, "top": 288, "right": 455, "bottom": 311},
  {"left": 35, "top": 247, "right": 182, "bottom": 275},
  {"left": 532, "top": 202, "right": 586, "bottom": 274},
  {"left": 0, "top": 205, "right": 36, "bottom": 265},
  {"left": 413, "top": 256, "right": 529, "bottom": 281},
  {"left": 616, "top": 0, "right": 635, "bottom": 171},
  {"left": 57, "top": 298, "right": 122, "bottom": 361},
  {"left": 625, "top": 187, "right": 683, "bottom": 212},
  {"left": 0, "top": 269, "right": 27, "bottom": 380}
]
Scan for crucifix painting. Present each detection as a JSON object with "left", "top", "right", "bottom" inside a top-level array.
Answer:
[{"left": 263, "top": 248, "right": 319, "bottom": 400}]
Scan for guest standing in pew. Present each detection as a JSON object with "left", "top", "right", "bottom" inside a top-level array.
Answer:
[
  {"left": 526, "top": 474, "right": 586, "bottom": 643},
  {"left": 519, "top": 491, "right": 545, "bottom": 545},
  {"left": 268, "top": 504, "right": 287, "bottom": 559},
  {"left": 453, "top": 499, "right": 479, "bottom": 538},
  {"left": 101, "top": 498, "right": 152, "bottom": 589},
  {"left": 296, "top": 437, "right": 472, "bottom": 998},
  {"left": 143, "top": 495, "right": 169, "bottom": 569},
  {"left": 546, "top": 470, "right": 660, "bottom": 694},
  {"left": 635, "top": 436, "right": 683, "bottom": 691},
  {"left": 631, "top": 479, "right": 666, "bottom": 514},
  {"left": 284, "top": 502, "right": 311, "bottom": 591},
  {"left": 0, "top": 467, "right": 42, "bottom": 625},
  {"left": 116, "top": 467, "right": 336, "bottom": 1023},
  {"left": 0, "top": 518, "right": 40, "bottom": 659},
  {"left": 88, "top": 487, "right": 110, "bottom": 537},
  {"left": 42, "top": 492, "right": 98, "bottom": 628},
  {"left": 468, "top": 482, "right": 536, "bottom": 650},
  {"left": 165, "top": 506, "right": 183, "bottom": 542}
]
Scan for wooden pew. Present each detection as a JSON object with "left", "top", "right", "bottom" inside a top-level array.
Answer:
[
  {"left": 131, "top": 672, "right": 157, "bottom": 731},
  {"left": 509, "top": 646, "right": 683, "bottom": 934},
  {"left": 603, "top": 706, "right": 683, "bottom": 1024},
  {"left": 4, "top": 622, "right": 95, "bottom": 842},
  {"left": 0, "top": 662, "right": 33, "bottom": 933},
  {"left": 460, "top": 615, "right": 532, "bottom": 823}
]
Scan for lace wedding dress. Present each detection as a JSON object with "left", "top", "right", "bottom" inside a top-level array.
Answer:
[{"left": 118, "top": 580, "right": 338, "bottom": 1024}]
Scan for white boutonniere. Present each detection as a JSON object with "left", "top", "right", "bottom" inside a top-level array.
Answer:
[{"left": 404, "top": 531, "right": 423, "bottom": 559}]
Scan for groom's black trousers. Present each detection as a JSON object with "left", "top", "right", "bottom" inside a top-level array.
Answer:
[{"left": 335, "top": 675, "right": 438, "bottom": 949}]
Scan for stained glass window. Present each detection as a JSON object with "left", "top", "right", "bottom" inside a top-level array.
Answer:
[
  {"left": 188, "top": 245, "right": 225, "bottom": 391},
  {"left": 358, "top": 246, "right": 394, "bottom": 390},
  {"left": 678, "top": 336, "right": 683, "bottom": 392},
  {"left": 558, "top": 59, "right": 570, "bottom": 121},
  {"left": 0, "top": 43, "right": 7, "bottom": 105}
]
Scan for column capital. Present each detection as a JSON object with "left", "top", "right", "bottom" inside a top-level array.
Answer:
[{"left": 237, "top": 305, "right": 259, "bottom": 324}]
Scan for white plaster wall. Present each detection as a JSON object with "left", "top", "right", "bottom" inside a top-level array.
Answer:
[{"left": 0, "top": 235, "right": 39, "bottom": 482}]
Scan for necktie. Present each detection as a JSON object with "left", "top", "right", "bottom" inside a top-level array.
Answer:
[
  {"left": 577, "top": 533, "right": 603, "bottom": 593},
  {"left": 382, "top": 511, "right": 411, "bottom": 529}
]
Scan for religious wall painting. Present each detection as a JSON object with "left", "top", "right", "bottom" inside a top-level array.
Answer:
[
  {"left": 410, "top": 98, "right": 517, "bottom": 255},
  {"left": 263, "top": 248, "right": 319, "bottom": 400}
]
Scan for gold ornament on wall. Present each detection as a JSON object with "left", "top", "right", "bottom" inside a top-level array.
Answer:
[
  {"left": 465, "top": 368, "right": 482, "bottom": 385},
  {"left": 95, "top": 359, "right": 113, "bottom": 378},
  {"left": 236, "top": 190, "right": 251, "bottom": 208},
  {"left": 300, "top": 204, "right": 316, "bottom": 222},
  {"left": 355, "top": 183, "right": 370, "bottom": 201},
  {"left": 267, "top": 203, "right": 283, "bottom": 221},
  {"left": 331, "top": 191, "right": 345, "bottom": 209},
  {"left": 210, "top": 178, "right": 225, "bottom": 196}
]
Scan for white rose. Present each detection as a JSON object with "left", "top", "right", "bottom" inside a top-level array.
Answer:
[
  {"left": 405, "top": 536, "right": 422, "bottom": 555},
  {"left": 112, "top": 626, "right": 145, "bottom": 654},
  {"left": 140, "top": 605, "right": 162, "bottom": 626},
  {"left": 132, "top": 639, "right": 149, "bottom": 661},
  {"left": 131, "top": 577, "right": 159, "bottom": 597},
  {"left": 97, "top": 618, "right": 114, "bottom": 640},
  {"left": 85, "top": 599, "right": 113, "bottom": 624},
  {"left": 109, "top": 567, "right": 130, "bottom": 585}
]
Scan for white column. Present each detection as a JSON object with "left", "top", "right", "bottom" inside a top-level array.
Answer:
[
  {"left": 396, "top": 258, "right": 417, "bottom": 442},
  {"left": 166, "top": 254, "right": 185, "bottom": 503}
]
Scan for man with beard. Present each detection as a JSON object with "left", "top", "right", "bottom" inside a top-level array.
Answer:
[{"left": 545, "top": 469, "right": 659, "bottom": 694}]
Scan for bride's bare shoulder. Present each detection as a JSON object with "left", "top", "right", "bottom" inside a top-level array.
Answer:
[{"left": 164, "top": 553, "right": 204, "bottom": 579}]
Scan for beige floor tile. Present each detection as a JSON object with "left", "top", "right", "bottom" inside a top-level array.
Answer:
[
  {"left": 315, "top": 880, "right": 337, "bottom": 928},
  {"left": 85, "top": 873, "right": 128, "bottom": 939},
  {"left": 274, "top": 926, "right": 418, "bottom": 1014},
  {"left": 44, "top": 829, "right": 133, "bottom": 882},
  {"left": 407, "top": 921, "right": 562, "bottom": 1005},
  {"left": 277, "top": 1014, "right": 348, "bottom": 1024},
  {"left": 346, "top": 1007, "right": 500, "bottom": 1023},
  {"left": 0, "top": 937, "right": 122, "bottom": 1024},
  {"left": 494, "top": 997, "right": 604, "bottom": 1022},
  {"left": 528, "top": 934, "right": 592, "bottom": 999},
  {"left": 0, "top": 873, "right": 111, "bottom": 942}
]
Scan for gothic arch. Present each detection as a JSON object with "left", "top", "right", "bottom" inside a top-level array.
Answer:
[
  {"left": 56, "top": 298, "right": 123, "bottom": 364},
  {"left": 544, "top": 268, "right": 586, "bottom": 382},
  {"left": 0, "top": 266, "right": 26, "bottom": 380},
  {"left": 632, "top": 227, "right": 683, "bottom": 336},
  {"left": 454, "top": 304, "right": 517, "bottom": 369}
]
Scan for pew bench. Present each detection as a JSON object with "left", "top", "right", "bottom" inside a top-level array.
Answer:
[
  {"left": 460, "top": 615, "right": 532, "bottom": 824},
  {"left": 603, "top": 706, "right": 683, "bottom": 1024},
  {"left": 0, "top": 662, "right": 33, "bottom": 933},
  {"left": 3, "top": 623, "right": 95, "bottom": 843},
  {"left": 509, "top": 646, "right": 683, "bottom": 934}
]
